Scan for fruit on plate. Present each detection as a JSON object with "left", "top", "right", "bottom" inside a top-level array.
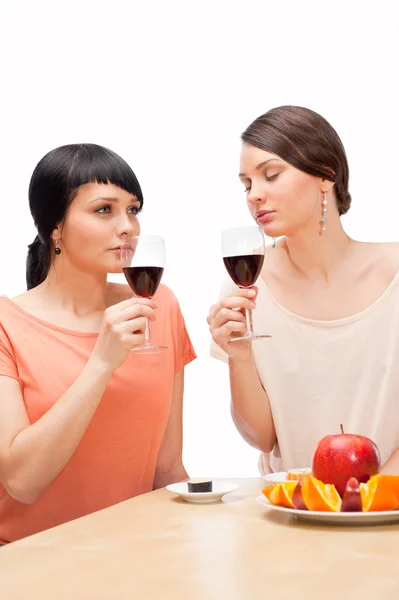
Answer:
[
  {"left": 263, "top": 482, "right": 297, "bottom": 509},
  {"left": 312, "top": 426, "right": 381, "bottom": 496},
  {"left": 341, "top": 477, "right": 362, "bottom": 512},
  {"left": 286, "top": 468, "right": 310, "bottom": 481},
  {"left": 360, "top": 475, "right": 398, "bottom": 512},
  {"left": 262, "top": 474, "right": 399, "bottom": 513},
  {"left": 292, "top": 479, "right": 308, "bottom": 510},
  {"left": 301, "top": 474, "right": 341, "bottom": 512}
]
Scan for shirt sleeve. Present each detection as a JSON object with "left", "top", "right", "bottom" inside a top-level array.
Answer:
[
  {"left": 169, "top": 292, "right": 197, "bottom": 374},
  {"left": 0, "top": 324, "right": 19, "bottom": 381}
]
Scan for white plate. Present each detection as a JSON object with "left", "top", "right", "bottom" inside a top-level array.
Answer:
[
  {"left": 166, "top": 481, "right": 239, "bottom": 504},
  {"left": 262, "top": 468, "right": 311, "bottom": 485},
  {"left": 256, "top": 494, "right": 399, "bottom": 525}
]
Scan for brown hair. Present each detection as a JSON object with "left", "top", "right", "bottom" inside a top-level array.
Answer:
[{"left": 241, "top": 106, "right": 351, "bottom": 215}]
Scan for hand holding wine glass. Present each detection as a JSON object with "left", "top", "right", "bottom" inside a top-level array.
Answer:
[{"left": 121, "top": 235, "right": 167, "bottom": 353}]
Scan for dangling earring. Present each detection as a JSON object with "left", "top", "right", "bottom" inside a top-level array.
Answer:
[
  {"left": 320, "top": 192, "right": 328, "bottom": 233},
  {"left": 54, "top": 239, "right": 61, "bottom": 255},
  {"left": 272, "top": 238, "right": 276, "bottom": 248}
]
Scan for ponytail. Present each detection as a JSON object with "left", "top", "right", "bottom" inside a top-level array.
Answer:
[{"left": 26, "top": 235, "right": 50, "bottom": 290}]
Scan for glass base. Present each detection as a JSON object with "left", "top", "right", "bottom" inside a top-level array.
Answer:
[
  {"left": 230, "top": 333, "right": 272, "bottom": 342},
  {"left": 130, "top": 344, "right": 168, "bottom": 354}
]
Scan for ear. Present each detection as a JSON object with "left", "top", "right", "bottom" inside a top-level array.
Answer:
[
  {"left": 50, "top": 224, "right": 61, "bottom": 241},
  {"left": 321, "top": 179, "right": 335, "bottom": 194}
]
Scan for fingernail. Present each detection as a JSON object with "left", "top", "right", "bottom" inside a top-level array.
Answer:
[
  {"left": 250, "top": 302, "right": 256, "bottom": 309},
  {"left": 248, "top": 289, "right": 255, "bottom": 297}
]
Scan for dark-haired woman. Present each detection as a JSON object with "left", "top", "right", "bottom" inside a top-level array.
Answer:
[
  {"left": 208, "top": 106, "right": 399, "bottom": 476},
  {"left": 0, "top": 144, "right": 195, "bottom": 544}
]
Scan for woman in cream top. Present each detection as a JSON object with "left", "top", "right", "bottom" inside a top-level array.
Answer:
[{"left": 208, "top": 105, "right": 399, "bottom": 475}]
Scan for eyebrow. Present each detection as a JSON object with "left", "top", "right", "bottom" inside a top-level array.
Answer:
[
  {"left": 239, "top": 158, "right": 282, "bottom": 178},
  {"left": 89, "top": 196, "right": 140, "bottom": 204}
]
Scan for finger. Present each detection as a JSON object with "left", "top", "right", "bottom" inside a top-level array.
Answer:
[
  {"left": 109, "top": 296, "right": 158, "bottom": 313},
  {"left": 120, "top": 332, "right": 146, "bottom": 348},
  {"left": 229, "top": 286, "right": 258, "bottom": 299},
  {"left": 218, "top": 321, "right": 247, "bottom": 338},
  {"left": 206, "top": 303, "right": 222, "bottom": 325},
  {"left": 113, "top": 316, "right": 147, "bottom": 335},
  {"left": 220, "top": 297, "right": 256, "bottom": 311},
  {"left": 117, "top": 304, "right": 156, "bottom": 323},
  {"left": 212, "top": 307, "right": 246, "bottom": 330}
]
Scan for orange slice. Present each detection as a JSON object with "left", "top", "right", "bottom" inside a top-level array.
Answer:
[
  {"left": 376, "top": 475, "right": 399, "bottom": 505},
  {"left": 262, "top": 484, "right": 281, "bottom": 505},
  {"left": 301, "top": 475, "right": 342, "bottom": 512},
  {"left": 360, "top": 475, "right": 398, "bottom": 511},
  {"left": 279, "top": 482, "right": 297, "bottom": 508}
]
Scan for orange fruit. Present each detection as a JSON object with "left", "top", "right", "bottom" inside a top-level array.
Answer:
[
  {"left": 279, "top": 482, "right": 297, "bottom": 508},
  {"left": 376, "top": 475, "right": 399, "bottom": 505},
  {"left": 360, "top": 475, "right": 398, "bottom": 511},
  {"left": 301, "top": 475, "right": 342, "bottom": 512},
  {"left": 262, "top": 484, "right": 281, "bottom": 505}
]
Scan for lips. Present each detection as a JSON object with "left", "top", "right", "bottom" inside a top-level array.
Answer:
[{"left": 256, "top": 210, "right": 276, "bottom": 224}]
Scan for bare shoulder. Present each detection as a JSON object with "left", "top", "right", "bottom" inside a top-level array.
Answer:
[
  {"left": 358, "top": 241, "right": 399, "bottom": 281},
  {"left": 9, "top": 288, "right": 38, "bottom": 309},
  {"left": 372, "top": 241, "right": 399, "bottom": 274}
]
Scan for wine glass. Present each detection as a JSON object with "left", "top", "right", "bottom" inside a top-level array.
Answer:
[
  {"left": 120, "top": 235, "right": 167, "bottom": 353},
  {"left": 221, "top": 225, "right": 271, "bottom": 342}
]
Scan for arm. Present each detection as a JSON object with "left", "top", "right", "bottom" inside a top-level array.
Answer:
[
  {"left": 0, "top": 358, "right": 113, "bottom": 504},
  {"left": 208, "top": 287, "right": 276, "bottom": 453},
  {"left": 0, "top": 297, "right": 156, "bottom": 504},
  {"left": 229, "top": 354, "right": 276, "bottom": 453},
  {"left": 379, "top": 449, "right": 399, "bottom": 474},
  {"left": 153, "top": 368, "right": 189, "bottom": 489}
]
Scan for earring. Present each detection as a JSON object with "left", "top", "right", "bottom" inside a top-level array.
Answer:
[
  {"left": 54, "top": 239, "right": 61, "bottom": 255},
  {"left": 320, "top": 192, "right": 328, "bottom": 233}
]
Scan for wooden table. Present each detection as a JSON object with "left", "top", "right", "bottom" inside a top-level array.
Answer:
[{"left": 1, "top": 478, "right": 399, "bottom": 598}]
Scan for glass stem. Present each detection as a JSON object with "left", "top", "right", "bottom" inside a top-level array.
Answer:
[
  {"left": 144, "top": 316, "right": 151, "bottom": 346},
  {"left": 245, "top": 308, "right": 254, "bottom": 335}
]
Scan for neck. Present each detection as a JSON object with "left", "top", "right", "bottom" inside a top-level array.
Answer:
[
  {"left": 37, "top": 258, "right": 109, "bottom": 316},
  {"left": 283, "top": 214, "right": 353, "bottom": 280}
]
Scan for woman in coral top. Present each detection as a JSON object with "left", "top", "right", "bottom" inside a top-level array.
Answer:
[
  {"left": 208, "top": 106, "right": 399, "bottom": 477},
  {"left": 0, "top": 144, "right": 196, "bottom": 544}
]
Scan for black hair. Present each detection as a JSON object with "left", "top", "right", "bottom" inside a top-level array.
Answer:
[{"left": 26, "top": 143, "right": 143, "bottom": 289}]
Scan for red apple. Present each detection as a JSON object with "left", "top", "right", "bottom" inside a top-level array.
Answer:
[
  {"left": 341, "top": 477, "right": 362, "bottom": 512},
  {"left": 312, "top": 426, "right": 380, "bottom": 497}
]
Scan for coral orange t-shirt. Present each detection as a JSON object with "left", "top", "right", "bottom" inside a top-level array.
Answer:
[{"left": 0, "top": 285, "right": 196, "bottom": 544}]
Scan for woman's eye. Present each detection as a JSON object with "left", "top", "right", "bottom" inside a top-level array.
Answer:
[
  {"left": 96, "top": 205, "right": 111, "bottom": 214},
  {"left": 128, "top": 206, "right": 142, "bottom": 215},
  {"left": 266, "top": 173, "right": 279, "bottom": 182}
]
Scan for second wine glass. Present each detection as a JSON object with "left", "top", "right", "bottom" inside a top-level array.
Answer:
[
  {"left": 221, "top": 225, "right": 271, "bottom": 341},
  {"left": 121, "top": 234, "right": 167, "bottom": 353}
]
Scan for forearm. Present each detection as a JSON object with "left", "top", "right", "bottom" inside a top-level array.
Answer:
[
  {"left": 153, "top": 463, "right": 188, "bottom": 489},
  {"left": 4, "top": 358, "right": 113, "bottom": 502},
  {"left": 380, "top": 449, "right": 399, "bottom": 474},
  {"left": 229, "top": 355, "right": 276, "bottom": 453}
]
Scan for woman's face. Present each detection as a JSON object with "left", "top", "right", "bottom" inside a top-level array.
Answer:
[
  {"left": 239, "top": 143, "right": 329, "bottom": 238},
  {"left": 55, "top": 182, "right": 141, "bottom": 274}
]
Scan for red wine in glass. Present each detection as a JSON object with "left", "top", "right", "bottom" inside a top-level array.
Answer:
[
  {"left": 123, "top": 266, "right": 164, "bottom": 298},
  {"left": 223, "top": 254, "right": 264, "bottom": 288}
]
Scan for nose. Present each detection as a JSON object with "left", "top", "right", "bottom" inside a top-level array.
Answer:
[
  {"left": 115, "top": 214, "right": 140, "bottom": 238},
  {"left": 247, "top": 187, "right": 266, "bottom": 206}
]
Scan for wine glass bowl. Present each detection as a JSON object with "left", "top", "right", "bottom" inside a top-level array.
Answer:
[
  {"left": 221, "top": 226, "right": 271, "bottom": 342},
  {"left": 120, "top": 235, "right": 167, "bottom": 353}
]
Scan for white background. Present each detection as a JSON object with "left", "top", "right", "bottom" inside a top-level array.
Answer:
[{"left": 0, "top": 1, "right": 398, "bottom": 476}]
